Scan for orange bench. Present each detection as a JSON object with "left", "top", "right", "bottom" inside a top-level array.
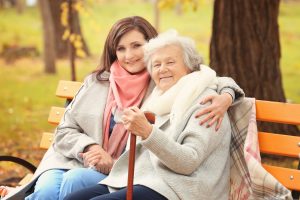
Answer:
[
  {"left": 256, "top": 100, "right": 300, "bottom": 198},
  {"left": 1, "top": 81, "right": 299, "bottom": 199},
  {"left": 40, "top": 80, "right": 82, "bottom": 149},
  {"left": 43, "top": 84, "right": 300, "bottom": 199}
]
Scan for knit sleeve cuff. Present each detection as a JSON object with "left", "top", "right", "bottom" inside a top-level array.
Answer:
[{"left": 220, "top": 88, "right": 235, "bottom": 104}]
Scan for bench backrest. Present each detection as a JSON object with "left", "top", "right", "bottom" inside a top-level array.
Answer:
[
  {"left": 40, "top": 80, "right": 82, "bottom": 149},
  {"left": 43, "top": 81, "right": 300, "bottom": 194},
  {"left": 256, "top": 100, "right": 300, "bottom": 194}
]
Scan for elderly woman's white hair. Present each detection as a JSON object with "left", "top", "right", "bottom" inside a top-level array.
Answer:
[{"left": 143, "top": 29, "right": 203, "bottom": 73}]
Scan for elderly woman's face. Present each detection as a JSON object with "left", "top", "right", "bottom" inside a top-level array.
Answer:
[
  {"left": 116, "top": 29, "right": 147, "bottom": 74},
  {"left": 151, "top": 45, "right": 190, "bottom": 92}
]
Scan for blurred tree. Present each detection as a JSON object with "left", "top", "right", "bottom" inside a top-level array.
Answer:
[
  {"left": 39, "top": 0, "right": 56, "bottom": 74},
  {"left": 15, "top": 0, "right": 23, "bottom": 14},
  {"left": 210, "top": 0, "right": 299, "bottom": 135},
  {"left": 153, "top": 0, "right": 160, "bottom": 31},
  {"left": 0, "top": 0, "right": 24, "bottom": 13},
  {"left": 67, "top": 0, "right": 76, "bottom": 81},
  {"left": 38, "top": 0, "right": 89, "bottom": 76},
  {"left": 155, "top": 0, "right": 198, "bottom": 31},
  {"left": 49, "top": 0, "right": 89, "bottom": 58}
]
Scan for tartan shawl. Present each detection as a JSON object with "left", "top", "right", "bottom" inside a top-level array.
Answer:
[{"left": 228, "top": 97, "right": 293, "bottom": 200}]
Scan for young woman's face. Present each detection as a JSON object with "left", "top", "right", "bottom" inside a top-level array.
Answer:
[{"left": 116, "top": 29, "right": 147, "bottom": 74}]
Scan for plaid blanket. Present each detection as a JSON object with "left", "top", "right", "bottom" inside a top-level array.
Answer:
[{"left": 228, "top": 98, "right": 293, "bottom": 200}]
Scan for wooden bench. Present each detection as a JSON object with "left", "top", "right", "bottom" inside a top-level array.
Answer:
[
  {"left": 40, "top": 80, "right": 82, "bottom": 149},
  {"left": 1, "top": 81, "right": 300, "bottom": 199},
  {"left": 256, "top": 100, "right": 300, "bottom": 199}
]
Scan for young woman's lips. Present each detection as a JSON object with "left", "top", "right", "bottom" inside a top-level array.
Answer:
[{"left": 126, "top": 59, "right": 141, "bottom": 65}]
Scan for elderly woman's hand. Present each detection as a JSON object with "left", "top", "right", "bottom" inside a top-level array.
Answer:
[
  {"left": 195, "top": 93, "right": 232, "bottom": 131},
  {"left": 122, "top": 106, "right": 153, "bottom": 140}
]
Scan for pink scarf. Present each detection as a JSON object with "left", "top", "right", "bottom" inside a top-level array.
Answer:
[{"left": 102, "top": 61, "right": 150, "bottom": 159}]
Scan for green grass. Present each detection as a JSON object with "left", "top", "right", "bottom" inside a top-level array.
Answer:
[
  {"left": 278, "top": 3, "right": 300, "bottom": 103},
  {"left": 0, "top": 1, "right": 299, "bottom": 164},
  {"left": 0, "top": 7, "right": 42, "bottom": 52}
]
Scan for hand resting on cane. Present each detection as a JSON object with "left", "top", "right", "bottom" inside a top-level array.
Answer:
[{"left": 121, "top": 106, "right": 153, "bottom": 140}]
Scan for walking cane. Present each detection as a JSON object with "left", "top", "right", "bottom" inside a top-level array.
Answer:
[{"left": 126, "top": 112, "right": 155, "bottom": 200}]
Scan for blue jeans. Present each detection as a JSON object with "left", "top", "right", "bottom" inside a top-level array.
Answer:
[
  {"left": 64, "top": 184, "right": 168, "bottom": 200},
  {"left": 25, "top": 168, "right": 107, "bottom": 200}
]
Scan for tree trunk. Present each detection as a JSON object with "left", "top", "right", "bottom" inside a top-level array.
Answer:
[
  {"left": 49, "top": 0, "right": 68, "bottom": 58},
  {"left": 71, "top": 1, "right": 90, "bottom": 57},
  {"left": 153, "top": 0, "right": 160, "bottom": 31},
  {"left": 210, "top": 0, "right": 299, "bottom": 135},
  {"left": 68, "top": 0, "right": 76, "bottom": 81},
  {"left": 16, "top": 0, "right": 23, "bottom": 14},
  {"left": 49, "top": 0, "right": 90, "bottom": 58},
  {"left": 39, "top": 0, "right": 56, "bottom": 74}
]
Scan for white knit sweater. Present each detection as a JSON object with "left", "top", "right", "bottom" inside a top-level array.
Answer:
[{"left": 101, "top": 88, "right": 231, "bottom": 200}]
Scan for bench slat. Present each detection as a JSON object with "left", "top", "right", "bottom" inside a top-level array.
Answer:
[
  {"left": 256, "top": 100, "right": 300, "bottom": 125},
  {"left": 48, "top": 107, "right": 66, "bottom": 125},
  {"left": 256, "top": 100, "right": 300, "bottom": 194},
  {"left": 18, "top": 173, "right": 34, "bottom": 186},
  {"left": 258, "top": 132, "right": 300, "bottom": 158},
  {"left": 40, "top": 132, "right": 54, "bottom": 149},
  {"left": 56, "top": 80, "right": 82, "bottom": 99},
  {"left": 263, "top": 164, "right": 300, "bottom": 191}
]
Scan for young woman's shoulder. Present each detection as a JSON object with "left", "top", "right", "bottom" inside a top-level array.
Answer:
[{"left": 83, "top": 71, "right": 110, "bottom": 86}]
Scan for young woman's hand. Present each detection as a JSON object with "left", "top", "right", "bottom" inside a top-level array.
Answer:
[
  {"left": 79, "top": 144, "right": 113, "bottom": 175},
  {"left": 122, "top": 106, "right": 153, "bottom": 140},
  {"left": 195, "top": 93, "right": 232, "bottom": 131}
]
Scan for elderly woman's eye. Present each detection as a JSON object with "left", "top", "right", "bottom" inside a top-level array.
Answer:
[
  {"left": 167, "top": 61, "right": 175, "bottom": 65},
  {"left": 153, "top": 63, "right": 160, "bottom": 68}
]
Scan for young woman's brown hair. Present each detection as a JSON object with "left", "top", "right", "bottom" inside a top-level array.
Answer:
[{"left": 94, "top": 16, "right": 158, "bottom": 80}]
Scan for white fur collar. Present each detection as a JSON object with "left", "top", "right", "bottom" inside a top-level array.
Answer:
[{"left": 142, "top": 65, "right": 218, "bottom": 125}]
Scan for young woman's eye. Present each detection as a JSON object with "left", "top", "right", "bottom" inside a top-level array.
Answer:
[{"left": 116, "top": 47, "right": 125, "bottom": 52}]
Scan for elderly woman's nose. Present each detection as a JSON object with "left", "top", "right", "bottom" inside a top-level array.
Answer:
[{"left": 159, "top": 63, "right": 168, "bottom": 72}]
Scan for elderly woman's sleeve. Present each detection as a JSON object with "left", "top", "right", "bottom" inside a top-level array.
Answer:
[
  {"left": 53, "top": 75, "right": 98, "bottom": 162},
  {"left": 217, "top": 77, "right": 245, "bottom": 105},
  {"left": 141, "top": 104, "right": 231, "bottom": 175}
]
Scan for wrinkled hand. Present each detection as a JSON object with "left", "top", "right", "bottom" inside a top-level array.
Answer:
[
  {"left": 79, "top": 144, "right": 113, "bottom": 175},
  {"left": 122, "top": 106, "right": 153, "bottom": 140},
  {"left": 195, "top": 93, "right": 232, "bottom": 131},
  {"left": 0, "top": 186, "right": 12, "bottom": 198}
]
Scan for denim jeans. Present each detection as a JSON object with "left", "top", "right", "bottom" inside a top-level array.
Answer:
[{"left": 25, "top": 168, "right": 107, "bottom": 200}]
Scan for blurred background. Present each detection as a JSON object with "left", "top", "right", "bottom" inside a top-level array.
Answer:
[{"left": 0, "top": 0, "right": 299, "bottom": 185}]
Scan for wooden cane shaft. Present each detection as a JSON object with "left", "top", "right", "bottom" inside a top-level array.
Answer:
[{"left": 126, "top": 134, "right": 136, "bottom": 200}]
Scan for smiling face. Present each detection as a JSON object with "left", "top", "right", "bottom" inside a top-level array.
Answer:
[
  {"left": 151, "top": 45, "right": 191, "bottom": 92},
  {"left": 116, "top": 29, "right": 147, "bottom": 74}
]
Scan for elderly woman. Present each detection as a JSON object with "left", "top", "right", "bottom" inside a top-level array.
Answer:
[{"left": 64, "top": 30, "right": 232, "bottom": 200}]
